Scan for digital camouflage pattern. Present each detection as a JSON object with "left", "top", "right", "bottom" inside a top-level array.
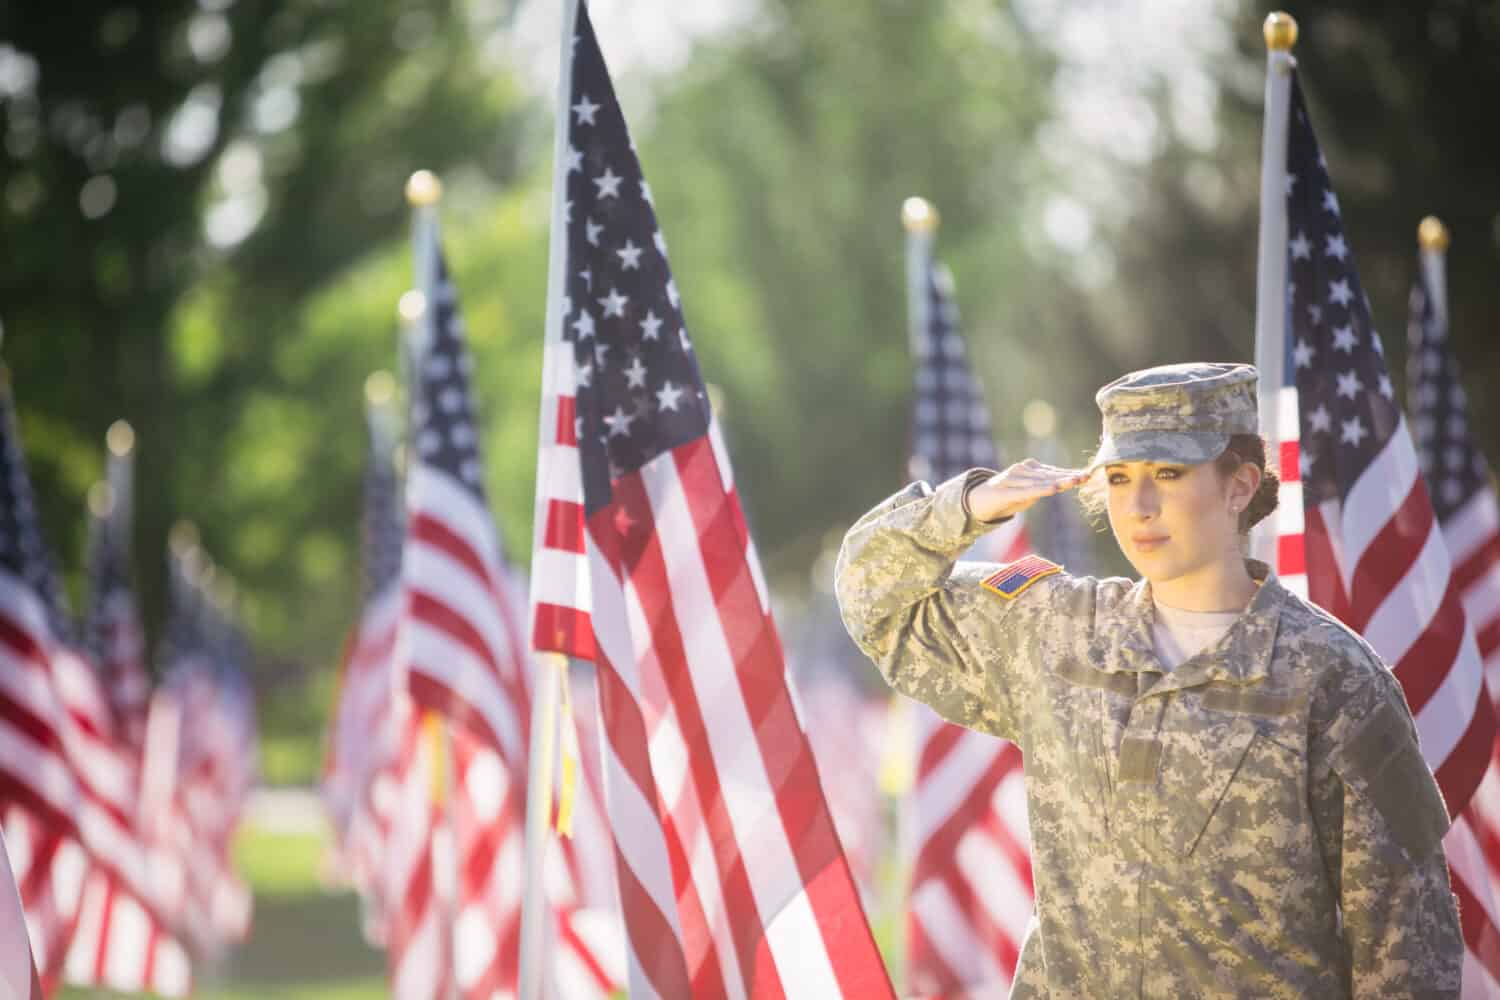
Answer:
[
  {"left": 837, "top": 470, "right": 1462, "bottom": 998},
  {"left": 1092, "top": 362, "right": 1259, "bottom": 467}
]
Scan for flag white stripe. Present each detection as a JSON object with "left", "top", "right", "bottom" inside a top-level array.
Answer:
[
  {"left": 1445, "top": 490, "right": 1500, "bottom": 568},
  {"left": 600, "top": 735, "right": 685, "bottom": 978},
  {"left": 956, "top": 826, "right": 1033, "bottom": 943},
  {"left": 1277, "top": 480, "right": 1305, "bottom": 534},
  {"left": 640, "top": 450, "right": 841, "bottom": 995},
  {"left": 1445, "top": 813, "right": 1500, "bottom": 935},
  {"left": 913, "top": 721, "right": 1008, "bottom": 847},
  {"left": 1458, "top": 563, "right": 1500, "bottom": 639},
  {"left": 406, "top": 540, "right": 517, "bottom": 686},
  {"left": 530, "top": 548, "right": 593, "bottom": 613},
  {"left": 407, "top": 466, "right": 503, "bottom": 576},
  {"left": 1362, "top": 519, "right": 1452, "bottom": 665},
  {"left": 910, "top": 879, "right": 1001, "bottom": 988},
  {"left": 403, "top": 622, "right": 523, "bottom": 761}
]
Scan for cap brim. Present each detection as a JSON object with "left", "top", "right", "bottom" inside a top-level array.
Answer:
[{"left": 1090, "top": 429, "right": 1230, "bottom": 469}]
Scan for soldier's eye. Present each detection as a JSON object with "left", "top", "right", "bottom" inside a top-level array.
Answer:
[
  {"left": 1107, "top": 473, "right": 1128, "bottom": 485},
  {"left": 1155, "top": 467, "right": 1183, "bottom": 480}
]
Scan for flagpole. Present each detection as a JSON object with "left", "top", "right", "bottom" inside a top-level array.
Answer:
[
  {"left": 1418, "top": 216, "right": 1450, "bottom": 331},
  {"left": 1250, "top": 11, "right": 1299, "bottom": 564},
  {"left": 902, "top": 197, "right": 938, "bottom": 485},
  {"left": 520, "top": 2, "right": 581, "bottom": 997}
]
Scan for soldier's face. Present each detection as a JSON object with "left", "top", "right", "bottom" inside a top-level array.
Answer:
[{"left": 1103, "top": 460, "right": 1239, "bottom": 582}]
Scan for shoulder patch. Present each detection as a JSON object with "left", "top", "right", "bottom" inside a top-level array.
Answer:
[{"left": 981, "top": 554, "right": 1061, "bottom": 600}]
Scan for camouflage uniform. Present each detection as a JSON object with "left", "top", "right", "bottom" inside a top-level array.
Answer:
[{"left": 837, "top": 363, "right": 1463, "bottom": 998}]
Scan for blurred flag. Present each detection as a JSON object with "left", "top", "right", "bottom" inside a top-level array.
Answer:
[
  {"left": 1262, "top": 73, "right": 1499, "bottom": 991},
  {"left": 902, "top": 204, "right": 1034, "bottom": 997},
  {"left": 1408, "top": 224, "right": 1500, "bottom": 983},
  {"left": 908, "top": 257, "right": 1029, "bottom": 565},
  {"left": 381, "top": 706, "right": 455, "bottom": 1000},
  {"left": 527, "top": 5, "right": 892, "bottom": 995},
  {"left": 396, "top": 215, "right": 531, "bottom": 998},
  {"left": 0, "top": 829, "right": 43, "bottom": 1000},
  {"left": 324, "top": 377, "right": 404, "bottom": 880},
  {"left": 82, "top": 424, "right": 150, "bottom": 749}
]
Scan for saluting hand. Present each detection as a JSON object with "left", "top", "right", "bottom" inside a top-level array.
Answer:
[{"left": 967, "top": 459, "right": 1089, "bottom": 523}]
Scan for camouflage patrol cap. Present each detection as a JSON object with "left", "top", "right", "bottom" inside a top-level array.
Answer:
[{"left": 1091, "top": 362, "right": 1258, "bottom": 466}]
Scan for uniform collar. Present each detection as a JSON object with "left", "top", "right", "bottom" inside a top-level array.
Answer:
[{"left": 1091, "top": 559, "right": 1284, "bottom": 695}]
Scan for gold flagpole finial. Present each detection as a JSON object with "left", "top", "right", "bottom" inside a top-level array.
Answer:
[
  {"left": 87, "top": 482, "right": 114, "bottom": 519},
  {"left": 901, "top": 197, "right": 939, "bottom": 235},
  {"left": 1418, "top": 215, "right": 1450, "bottom": 252},
  {"left": 364, "top": 370, "right": 396, "bottom": 407},
  {"left": 398, "top": 289, "right": 428, "bottom": 326},
  {"left": 169, "top": 520, "right": 199, "bottom": 557},
  {"left": 106, "top": 419, "right": 135, "bottom": 457},
  {"left": 405, "top": 170, "right": 443, "bottom": 207},
  {"left": 1263, "top": 12, "right": 1298, "bottom": 52}
]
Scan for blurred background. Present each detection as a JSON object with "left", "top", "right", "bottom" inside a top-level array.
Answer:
[{"left": 3, "top": 0, "right": 1498, "bottom": 991}]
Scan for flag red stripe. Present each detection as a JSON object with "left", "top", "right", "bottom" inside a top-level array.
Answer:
[
  {"left": 1434, "top": 702, "right": 1495, "bottom": 820},
  {"left": 1452, "top": 849, "right": 1500, "bottom": 989},
  {"left": 916, "top": 722, "right": 964, "bottom": 784},
  {"left": 545, "top": 499, "right": 587, "bottom": 555},
  {"left": 558, "top": 911, "right": 616, "bottom": 993},
  {"left": 941, "top": 863, "right": 1019, "bottom": 979},
  {"left": 1391, "top": 589, "right": 1467, "bottom": 718},
  {"left": 1277, "top": 533, "right": 1306, "bottom": 577},
  {"left": 1280, "top": 440, "right": 1300, "bottom": 482},
  {"left": 531, "top": 602, "right": 595, "bottom": 660},
  {"left": 1304, "top": 505, "right": 1351, "bottom": 621},
  {"left": 610, "top": 840, "right": 694, "bottom": 998},
  {"left": 1479, "top": 617, "right": 1500, "bottom": 663},
  {"left": 556, "top": 394, "right": 578, "bottom": 447}
]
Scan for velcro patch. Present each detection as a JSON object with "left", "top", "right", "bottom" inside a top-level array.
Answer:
[{"left": 981, "top": 555, "right": 1062, "bottom": 600}]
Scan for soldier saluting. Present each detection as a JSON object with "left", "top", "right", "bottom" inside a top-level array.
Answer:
[{"left": 837, "top": 362, "right": 1462, "bottom": 998}]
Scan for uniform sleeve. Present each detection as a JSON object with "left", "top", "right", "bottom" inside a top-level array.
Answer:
[
  {"left": 1308, "top": 657, "right": 1463, "bottom": 997},
  {"left": 834, "top": 470, "right": 1048, "bottom": 743}
]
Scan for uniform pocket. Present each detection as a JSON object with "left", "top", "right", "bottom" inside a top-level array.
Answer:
[{"left": 1159, "top": 716, "right": 1259, "bottom": 857}]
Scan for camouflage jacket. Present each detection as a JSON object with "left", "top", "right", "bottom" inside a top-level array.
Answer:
[{"left": 836, "top": 471, "right": 1463, "bottom": 999}]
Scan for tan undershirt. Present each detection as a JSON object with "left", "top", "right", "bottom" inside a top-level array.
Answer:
[{"left": 1150, "top": 600, "right": 1243, "bottom": 671}]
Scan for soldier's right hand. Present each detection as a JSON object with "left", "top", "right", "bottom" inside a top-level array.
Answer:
[{"left": 967, "top": 459, "right": 1089, "bottom": 523}]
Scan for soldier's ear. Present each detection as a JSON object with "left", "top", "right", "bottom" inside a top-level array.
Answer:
[{"left": 1228, "top": 461, "right": 1261, "bottom": 513}]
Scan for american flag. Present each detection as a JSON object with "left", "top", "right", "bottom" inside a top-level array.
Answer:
[
  {"left": 396, "top": 218, "right": 532, "bottom": 998},
  {"left": 1272, "top": 75, "right": 1500, "bottom": 991},
  {"left": 0, "top": 374, "right": 82, "bottom": 839},
  {"left": 905, "top": 243, "right": 1033, "bottom": 996},
  {"left": 0, "top": 828, "right": 43, "bottom": 1000},
  {"left": 527, "top": 4, "right": 893, "bottom": 995},
  {"left": 83, "top": 435, "right": 150, "bottom": 749},
  {"left": 0, "top": 380, "right": 193, "bottom": 993},
  {"left": 324, "top": 393, "right": 404, "bottom": 862},
  {"left": 1409, "top": 236, "right": 1500, "bottom": 990},
  {"left": 399, "top": 226, "right": 530, "bottom": 770}
]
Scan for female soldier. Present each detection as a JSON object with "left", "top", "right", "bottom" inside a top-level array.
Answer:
[{"left": 836, "top": 362, "right": 1461, "bottom": 998}]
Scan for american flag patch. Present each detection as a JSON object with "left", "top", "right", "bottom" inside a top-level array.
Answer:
[{"left": 982, "top": 554, "right": 1062, "bottom": 600}]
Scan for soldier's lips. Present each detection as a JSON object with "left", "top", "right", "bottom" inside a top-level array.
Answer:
[{"left": 1131, "top": 535, "right": 1170, "bottom": 552}]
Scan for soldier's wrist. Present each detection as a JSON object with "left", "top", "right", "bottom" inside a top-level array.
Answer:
[{"left": 962, "top": 469, "right": 1013, "bottom": 526}]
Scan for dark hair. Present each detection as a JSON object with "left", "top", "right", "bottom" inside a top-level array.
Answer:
[
  {"left": 1215, "top": 433, "right": 1280, "bottom": 533},
  {"left": 1075, "top": 433, "right": 1280, "bottom": 535}
]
